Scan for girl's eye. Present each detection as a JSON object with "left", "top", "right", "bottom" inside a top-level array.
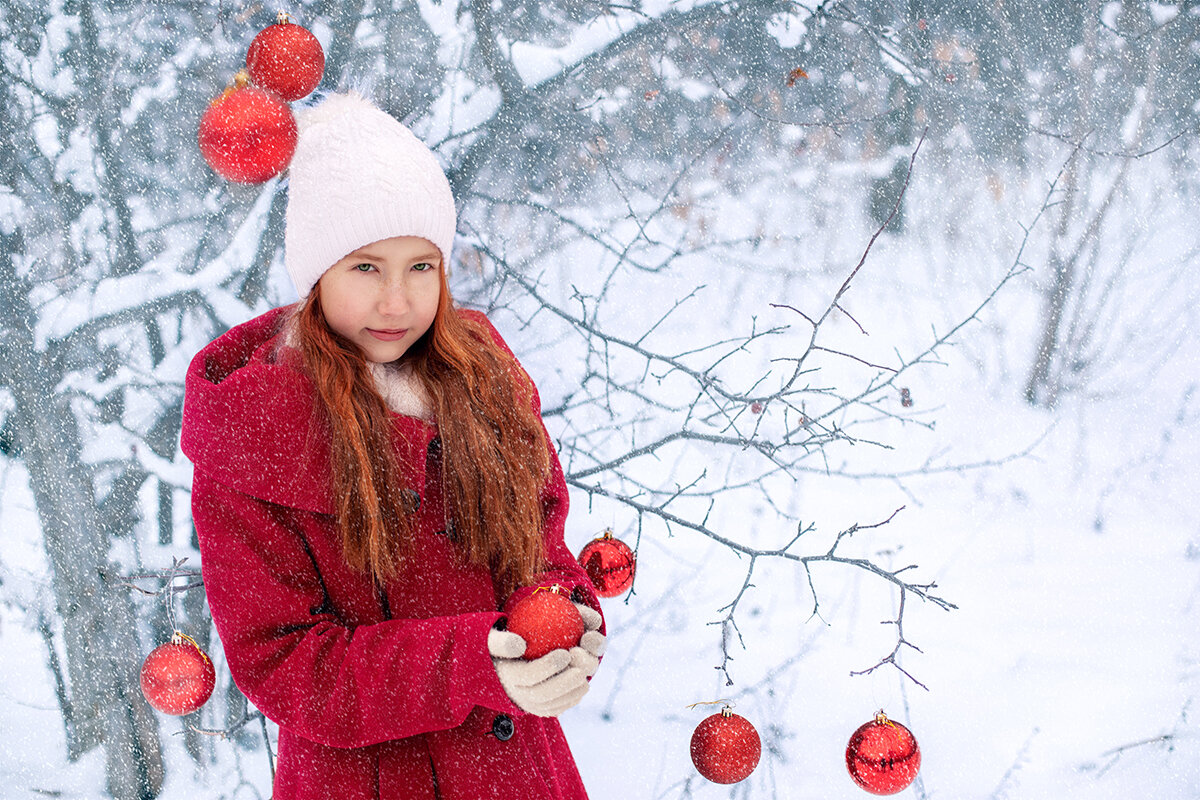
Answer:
[
  {"left": 413, "top": 262, "right": 435, "bottom": 272},
  {"left": 353, "top": 263, "right": 375, "bottom": 272}
]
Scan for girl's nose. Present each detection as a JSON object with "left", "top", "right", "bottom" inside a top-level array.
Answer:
[{"left": 377, "top": 281, "right": 410, "bottom": 315}]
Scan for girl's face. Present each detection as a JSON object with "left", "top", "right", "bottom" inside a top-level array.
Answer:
[{"left": 317, "top": 235, "right": 443, "bottom": 363}]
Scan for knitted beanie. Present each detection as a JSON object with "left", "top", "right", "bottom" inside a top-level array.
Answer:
[{"left": 284, "top": 92, "right": 456, "bottom": 297}]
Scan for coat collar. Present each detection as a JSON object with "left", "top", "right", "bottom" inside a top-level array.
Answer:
[{"left": 181, "top": 306, "right": 438, "bottom": 515}]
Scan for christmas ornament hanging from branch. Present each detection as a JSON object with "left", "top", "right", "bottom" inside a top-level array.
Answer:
[
  {"left": 140, "top": 631, "right": 216, "bottom": 716},
  {"left": 246, "top": 11, "right": 325, "bottom": 101},
  {"left": 198, "top": 71, "right": 297, "bottom": 183},
  {"left": 688, "top": 701, "right": 762, "bottom": 784},
  {"left": 198, "top": 10, "right": 325, "bottom": 184},
  {"left": 577, "top": 529, "right": 636, "bottom": 598},
  {"left": 845, "top": 711, "right": 921, "bottom": 795}
]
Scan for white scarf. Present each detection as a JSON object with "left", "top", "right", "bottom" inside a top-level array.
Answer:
[{"left": 367, "top": 360, "right": 434, "bottom": 421}]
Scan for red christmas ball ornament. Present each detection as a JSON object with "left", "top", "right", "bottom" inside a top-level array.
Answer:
[
  {"left": 577, "top": 530, "right": 636, "bottom": 598},
  {"left": 506, "top": 585, "right": 585, "bottom": 660},
  {"left": 198, "top": 72, "right": 297, "bottom": 183},
  {"left": 690, "top": 705, "right": 762, "bottom": 784},
  {"left": 140, "top": 632, "right": 215, "bottom": 716},
  {"left": 246, "top": 11, "right": 325, "bottom": 101},
  {"left": 845, "top": 711, "right": 921, "bottom": 795}
]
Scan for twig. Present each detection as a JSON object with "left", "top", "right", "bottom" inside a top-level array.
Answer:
[{"left": 811, "top": 129, "right": 928, "bottom": 333}]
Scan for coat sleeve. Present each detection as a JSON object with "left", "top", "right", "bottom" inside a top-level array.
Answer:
[
  {"left": 192, "top": 470, "right": 522, "bottom": 750},
  {"left": 457, "top": 309, "right": 604, "bottom": 624}
]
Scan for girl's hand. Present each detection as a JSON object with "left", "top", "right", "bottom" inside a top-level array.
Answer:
[
  {"left": 488, "top": 629, "right": 589, "bottom": 717},
  {"left": 568, "top": 602, "right": 606, "bottom": 678}
]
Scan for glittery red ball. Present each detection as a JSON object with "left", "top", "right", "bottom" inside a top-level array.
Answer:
[
  {"left": 577, "top": 535, "right": 635, "bottom": 598},
  {"left": 246, "top": 20, "right": 325, "bottom": 101},
  {"left": 690, "top": 710, "right": 761, "bottom": 784},
  {"left": 198, "top": 84, "right": 297, "bottom": 183},
  {"left": 506, "top": 590, "right": 584, "bottom": 660},
  {"left": 845, "top": 715, "right": 921, "bottom": 795},
  {"left": 140, "top": 637, "right": 215, "bottom": 716}
]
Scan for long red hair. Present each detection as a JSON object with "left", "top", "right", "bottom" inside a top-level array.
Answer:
[{"left": 292, "top": 269, "right": 550, "bottom": 598}]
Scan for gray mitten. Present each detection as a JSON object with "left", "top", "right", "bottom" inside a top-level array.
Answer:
[
  {"left": 568, "top": 602, "right": 606, "bottom": 678},
  {"left": 489, "top": 629, "right": 590, "bottom": 717}
]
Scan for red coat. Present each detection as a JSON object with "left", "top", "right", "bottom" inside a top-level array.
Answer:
[{"left": 181, "top": 305, "right": 601, "bottom": 800}]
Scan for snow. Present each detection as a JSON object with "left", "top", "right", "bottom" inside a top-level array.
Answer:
[
  {"left": 551, "top": 317, "right": 1200, "bottom": 799},
  {"left": 32, "top": 180, "right": 277, "bottom": 349},
  {"left": 4, "top": 6, "right": 1200, "bottom": 800},
  {"left": 480, "top": 143, "right": 1198, "bottom": 797},
  {"left": 28, "top": 12, "right": 78, "bottom": 98},
  {"left": 425, "top": 73, "right": 503, "bottom": 145},
  {"left": 766, "top": 12, "right": 808, "bottom": 50},
  {"left": 122, "top": 52, "right": 185, "bottom": 128},
  {"left": 1149, "top": 3, "right": 1181, "bottom": 26},
  {"left": 6, "top": 198, "right": 1200, "bottom": 798},
  {"left": 0, "top": 189, "right": 26, "bottom": 236},
  {"left": 508, "top": 12, "right": 631, "bottom": 86}
]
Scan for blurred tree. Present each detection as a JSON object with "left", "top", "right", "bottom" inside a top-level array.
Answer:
[{"left": 0, "top": 1, "right": 271, "bottom": 796}]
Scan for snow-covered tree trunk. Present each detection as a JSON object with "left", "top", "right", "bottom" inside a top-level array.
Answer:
[{"left": 0, "top": 251, "right": 163, "bottom": 798}]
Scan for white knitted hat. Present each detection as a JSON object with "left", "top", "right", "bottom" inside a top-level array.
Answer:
[{"left": 284, "top": 92, "right": 456, "bottom": 297}]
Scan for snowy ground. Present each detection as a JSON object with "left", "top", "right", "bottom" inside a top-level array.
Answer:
[
  {"left": 559, "top": 306, "right": 1200, "bottom": 795},
  {"left": 3, "top": 165, "right": 1199, "bottom": 799}
]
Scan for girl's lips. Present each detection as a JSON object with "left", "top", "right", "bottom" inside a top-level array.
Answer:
[{"left": 367, "top": 328, "right": 408, "bottom": 341}]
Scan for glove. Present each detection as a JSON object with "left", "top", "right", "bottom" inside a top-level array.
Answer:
[
  {"left": 489, "top": 629, "right": 589, "bottom": 717},
  {"left": 568, "top": 602, "right": 606, "bottom": 678}
]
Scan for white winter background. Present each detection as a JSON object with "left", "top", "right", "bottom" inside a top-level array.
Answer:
[{"left": 3, "top": 3, "right": 1200, "bottom": 799}]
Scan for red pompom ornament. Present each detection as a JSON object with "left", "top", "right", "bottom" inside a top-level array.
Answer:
[
  {"left": 845, "top": 711, "right": 921, "bottom": 795},
  {"left": 506, "top": 585, "right": 584, "bottom": 660},
  {"left": 246, "top": 11, "right": 325, "bottom": 101},
  {"left": 140, "top": 632, "right": 216, "bottom": 716},
  {"left": 198, "top": 72, "right": 297, "bottom": 183},
  {"left": 690, "top": 705, "right": 762, "bottom": 784},
  {"left": 577, "top": 530, "right": 635, "bottom": 598}
]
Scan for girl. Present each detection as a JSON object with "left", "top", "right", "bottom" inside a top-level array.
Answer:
[{"left": 181, "top": 92, "right": 605, "bottom": 800}]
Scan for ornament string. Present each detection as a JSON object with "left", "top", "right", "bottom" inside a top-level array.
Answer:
[
  {"left": 164, "top": 556, "right": 182, "bottom": 634},
  {"left": 173, "top": 631, "right": 212, "bottom": 665},
  {"left": 686, "top": 699, "right": 735, "bottom": 710},
  {"left": 628, "top": 520, "right": 642, "bottom": 605}
]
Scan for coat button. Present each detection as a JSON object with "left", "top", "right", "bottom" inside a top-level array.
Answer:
[{"left": 491, "top": 714, "right": 515, "bottom": 741}]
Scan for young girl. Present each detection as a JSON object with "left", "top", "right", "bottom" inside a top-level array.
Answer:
[{"left": 181, "top": 92, "right": 605, "bottom": 800}]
